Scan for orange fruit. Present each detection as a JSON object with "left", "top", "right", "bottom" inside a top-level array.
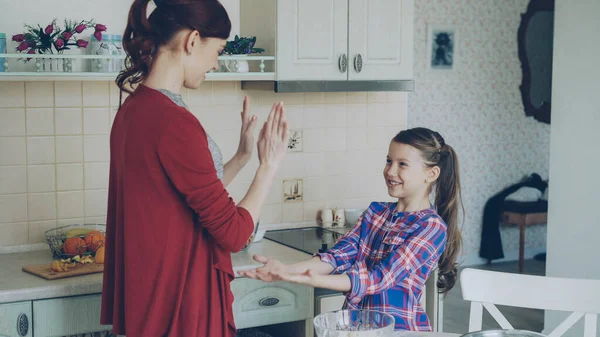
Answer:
[
  {"left": 95, "top": 246, "right": 105, "bottom": 264},
  {"left": 85, "top": 231, "right": 105, "bottom": 252},
  {"left": 63, "top": 237, "right": 86, "bottom": 255}
]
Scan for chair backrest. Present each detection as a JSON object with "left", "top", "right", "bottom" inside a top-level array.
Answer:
[{"left": 460, "top": 268, "right": 600, "bottom": 337}]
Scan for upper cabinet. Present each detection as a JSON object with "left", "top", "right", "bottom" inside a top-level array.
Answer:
[
  {"left": 243, "top": 0, "right": 414, "bottom": 82},
  {"left": 347, "top": 0, "right": 414, "bottom": 81}
]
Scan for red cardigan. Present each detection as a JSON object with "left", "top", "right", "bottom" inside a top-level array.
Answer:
[{"left": 101, "top": 85, "right": 254, "bottom": 337}]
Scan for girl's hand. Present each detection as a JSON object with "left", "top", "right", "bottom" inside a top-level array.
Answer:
[
  {"left": 257, "top": 102, "right": 288, "bottom": 169},
  {"left": 235, "top": 96, "right": 258, "bottom": 166}
]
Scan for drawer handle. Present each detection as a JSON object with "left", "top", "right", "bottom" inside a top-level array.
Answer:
[
  {"left": 259, "top": 297, "right": 280, "bottom": 307},
  {"left": 17, "top": 313, "right": 28, "bottom": 337}
]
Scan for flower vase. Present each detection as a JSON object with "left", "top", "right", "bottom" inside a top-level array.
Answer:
[{"left": 234, "top": 55, "right": 249, "bottom": 73}]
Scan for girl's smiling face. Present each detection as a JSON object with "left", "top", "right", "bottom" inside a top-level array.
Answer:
[{"left": 383, "top": 141, "right": 437, "bottom": 200}]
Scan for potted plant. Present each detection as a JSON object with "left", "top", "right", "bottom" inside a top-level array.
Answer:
[{"left": 219, "top": 35, "right": 264, "bottom": 73}]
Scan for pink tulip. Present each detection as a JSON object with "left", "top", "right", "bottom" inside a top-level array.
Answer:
[
  {"left": 95, "top": 24, "right": 107, "bottom": 32},
  {"left": 76, "top": 39, "right": 89, "bottom": 48},
  {"left": 54, "top": 38, "right": 65, "bottom": 49},
  {"left": 75, "top": 24, "right": 86, "bottom": 34},
  {"left": 12, "top": 34, "right": 25, "bottom": 42},
  {"left": 26, "top": 49, "right": 36, "bottom": 61},
  {"left": 93, "top": 31, "right": 103, "bottom": 41},
  {"left": 17, "top": 41, "right": 29, "bottom": 52},
  {"left": 63, "top": 31, "right": 73, "bottom": 40},
  {"left": 45, "top": 24, "right": 53, "bottom": 35}
]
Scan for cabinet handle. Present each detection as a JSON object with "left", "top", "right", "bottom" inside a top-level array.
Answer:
[
  {"left": 17, "top": 313, "right": 29, "bottom": 337},
  {"left": 338, "top": 54, "right": 348, "bottom": 73},
  {"left": 259, "top": 297, "right": 280, "bottom": 307},
  {"left": 354, "top": 54, "right": 363, "bottom": 73}
]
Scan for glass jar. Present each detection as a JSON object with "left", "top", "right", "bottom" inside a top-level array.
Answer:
[
  {"left": 90, "top": 33, "right": 111, "bottom": 72},
  {"left": 0, "top": 33, "right": 6, "bottom": 72},
  {"left": 109, "top": 34, "right": 124, "bottom": 72}
]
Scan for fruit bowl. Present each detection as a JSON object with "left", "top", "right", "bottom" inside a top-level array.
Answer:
[
  {"left": 45, "top": 224, "right": 106, "bottom": 259},
  {"left": 314, "top": 309, "right": 395, "bottom": 337}
]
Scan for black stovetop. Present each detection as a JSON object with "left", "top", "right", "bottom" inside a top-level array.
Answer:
[{"left": 263, "top": 227, "right": 345, "bottom": 254}]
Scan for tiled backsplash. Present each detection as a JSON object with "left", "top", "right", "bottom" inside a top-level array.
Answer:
[{"left": 0, "top": 81, "right": 407, "bottom": 247}]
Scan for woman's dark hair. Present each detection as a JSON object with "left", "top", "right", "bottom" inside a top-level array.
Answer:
[
  {"left": 393, "top": 127, "right": 463, "bottom": 294},
  {"left": 117, "top": 0, "right": 231, "bottom": 94}
]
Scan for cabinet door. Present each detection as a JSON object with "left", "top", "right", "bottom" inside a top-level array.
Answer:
[
  {"left": 348, "top": 0, "right": 414, "bottom": 80},
  {"left": 0, "top": 301, "right": 32, "bottom": 337},
  {"left": 277, "top": 0, "right": 349, "bottom": 80}
]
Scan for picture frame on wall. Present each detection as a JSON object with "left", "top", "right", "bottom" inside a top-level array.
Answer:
[{"left": 427, "top": 25, "right": 458, "bottom": 71}]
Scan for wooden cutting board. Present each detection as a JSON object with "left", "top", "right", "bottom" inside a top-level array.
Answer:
[{"left": 22, "top": 263, "right": 104, "bottom": 280}]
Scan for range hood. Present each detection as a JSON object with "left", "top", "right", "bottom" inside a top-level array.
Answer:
[{"left": 241, "top": 80, "right": 415, "bottom": 93}]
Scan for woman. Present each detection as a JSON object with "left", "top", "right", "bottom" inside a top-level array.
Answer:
[{"left": 100, "top": 1, "right": 289, "bottom": 336}]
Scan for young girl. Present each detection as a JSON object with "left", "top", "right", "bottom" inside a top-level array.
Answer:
[
  {"left": 239, "top": 127, "right": 463, "bottom": 331},
  {"left": 101, "top": 1, "right": 289, "bottom": 337}
]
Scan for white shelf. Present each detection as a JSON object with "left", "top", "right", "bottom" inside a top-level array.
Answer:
[
  {"left": 0, "top": 71, "right": 275, "bottom": 82},
  {"left": 0, "top": 54, "right": 276, "bottom": 82}
]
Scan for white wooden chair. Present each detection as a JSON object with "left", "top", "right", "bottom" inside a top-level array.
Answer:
[{"left": 460, "top": 268, "right": 600, "bottom": 337}]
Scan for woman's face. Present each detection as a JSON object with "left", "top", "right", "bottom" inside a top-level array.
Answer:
[{"left": 182, "top": 32, "right": 226, "bottom": 89}]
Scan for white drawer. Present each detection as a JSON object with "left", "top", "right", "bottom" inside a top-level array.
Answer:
[
  {"left": 0, "top": 301, "right": 32, "bottom": 337},
  {"left": 32, "top": 294, "right": 112, "bottom": 337},
  {"left": 231, "top": 279, "right": 313, "bottom": 329}
]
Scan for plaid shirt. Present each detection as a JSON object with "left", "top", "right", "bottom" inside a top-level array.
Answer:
[{"left": 317, "top": 202, "right": 447, "bottom": 331}]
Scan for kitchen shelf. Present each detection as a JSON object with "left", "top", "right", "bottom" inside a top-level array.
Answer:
[{"left": 0, "top": 54, "right": 275, "bottom": 82}]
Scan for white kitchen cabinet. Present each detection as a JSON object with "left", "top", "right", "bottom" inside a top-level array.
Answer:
[
  {"left": 0, "top": 301, "right": 32, "bottom": 337},
  {"left": 276, "top": 0, "right": 349, "bottom": 80},
  {"left": 244, "top": 0, "right": 414, "bottom": 82},
  {"left": 348, "top": 0, "right": 414, "bottom": 80}
]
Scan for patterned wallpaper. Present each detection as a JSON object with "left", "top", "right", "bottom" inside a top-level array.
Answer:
[{"left": 408, "top": 0, "right": 551, "bottom": 264}]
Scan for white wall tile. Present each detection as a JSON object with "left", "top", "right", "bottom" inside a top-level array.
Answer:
[
  {"left": 304, "top": 92, "right": 325, "bottom": 104},
  {"left": 367, "top": 127, "right": 389, "bottom": 149},
  {"left": 55, "top": 108, "right": 82, "bottom": 135},
  {"left": 26, "top": 82, "right": 54, "bottom": 107},
  {"left": 29, "top": 220, "right": 56, "bottom": 244},
  {"left": 302, "top": 129, "right": 323, "bottom": 153},
  {"left": 213, "top": 82, "right": 244, "bottom": 105},
  {"left": 322, "top": 128, "right": 346, "bottom": 152},
  {"left": 57, "top": 218, "right": 85, "bottom": 226},
  {"left": 84, "top": 189, "right": 108, "bottom": 217},
  {"left": 57, "top": 191, "right": 85, "bottom": 219},
  {"left": 0, "top": 137, "right": 26, "bottom": 165},
  {"left": 303, "top": 200, "right": 325, "bottom": 221},
  {"left": 303, "top": 177, "right": 323, "bottom": 202},
  {"left": 259, "top": 203, "right": 281, "bottom": 224},
  {"left": 0, "top": 166, "right": 27, "bottom": 194},
  {"left": 84, "top": 162, "right": 109, "bottom": 190},
  {"left": 324, "top": 152, "right": 348, "bottom": 177},
  {"left": 27, "top": 165, "right": 55, "bottom": 193},
  {"left": 0, "top": 223, "right": 28, "bottom": 246},
  {"left": 83, "top": 108, "right": 110, "bottom": 134},
  {"left": 388, "top": 92, "right": 408, "bottom": 103},
  {"left": 303, "top": 105, "right": 326, "bottom": 129},
  {"left": 56, "top": 164, "right": 84, "bottom": 191},
  {"left": 283, "top": 105, "right": 304, "bottom": 129},
  {"left": 54, "top": 82, "right": 82, "bottom": 107},
  {"left": 27, "top": 137, "right": 55, "bottom": 165},
  {"left": 367, "top": 103, "right": 388, "bottom": 127},
  {"left": 0, "top": 82, "right": 25, "bottom": 108},
  {"left": 28, "top": 193, "right": 56, "bottom": 221},
  {"left": 109, "top": 82, "right": 127, "bottom": 107},
  {"left": 346, "top": 104, "right": 368, "bottom": 128},
  {"left": 368, "top": 92, "right": 387, "bottom": 103},
  {"left": 56, "top": 136, "right": 83, "bottom": 163},
  {"left": 346, "top": 92, "right": 368, "bottom": 103},
  {"left": 325, "top": 92, "right": 347, "bottom": 104},
  {"left": 0, "top": 194, "right": 28, "bottom": 223},
  {"left": 282, "top": 202, "right": 304, "bottom": 222},
  {"left": 303, "top": 153, "right": 325, "bottom": 177},
  {"left": 264, "top": 179, "right": 283, "bottom": 205},
  {"left": 83, "top": 135, "right": 109, "bottom": 162},
  {"left": 85, "top": 216, "right": 107, "bottom": 224},
  {"left": 83, "top": 82, "right": 109, "bottom": 107},
  {"left": 272, "top": 92, "right": 305, "bottom": 105},
  {"left": 0, "top": 108, "right": 26, "bottom": 136},
  {"left": 26, "top": 108, "right": 54, "bottom": 136},
  {"left": 346, "top": 128, "right": 369, "bottom": 151}
]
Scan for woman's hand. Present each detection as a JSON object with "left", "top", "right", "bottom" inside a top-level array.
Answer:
[
  {"left": 257, "top": 102, "right": 288, "bottom": 169},
  {"left": 237, "top": 255, "right": 289, "bottom": 282},
  {"left": 234, "top": 96, "right": 258, "bottom": 167}
]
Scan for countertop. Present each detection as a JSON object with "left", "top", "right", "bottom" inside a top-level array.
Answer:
[{"left": 0, "top": 239, "right": 311, "bottom": 304}]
